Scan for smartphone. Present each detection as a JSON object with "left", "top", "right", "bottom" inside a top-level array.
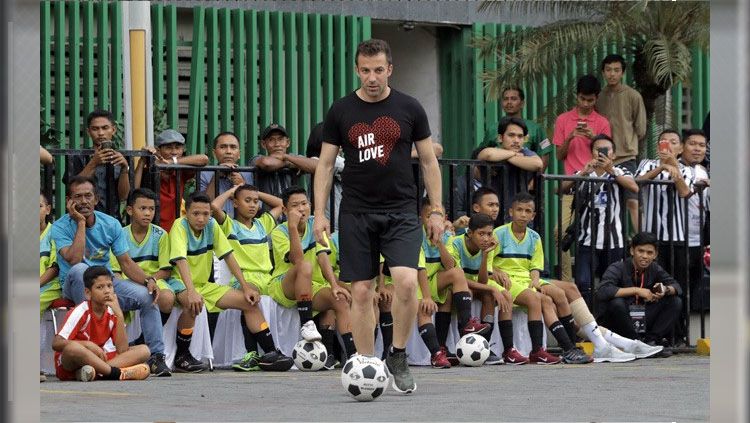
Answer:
[
  {"left": 100, "top": 140, "right": 114, "bottom": 150},
  {"left": 651, "top": 283, "right": 665, "bottom": 294},
  {"left": 576, "top": 120, "right": 586, "bottom": 129},
  {"left": 596, "top": 147, "right": 609, "bottom": 157},
  {"left": 658, "top": 139, "right": 670, "bottom": 153}
]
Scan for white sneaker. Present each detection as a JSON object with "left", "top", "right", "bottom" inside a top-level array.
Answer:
[
  {"left": 625, "top": 340, "right": 664, "bottom": 359},
  {"left": 300, "top": 320, "right": 322, "bottom": 342},
  {"left": 593, "top": 343, "right": 636, "bottom": 363},
  {"left": 75, "top": 365, "right": 96, "bottom": 382}
]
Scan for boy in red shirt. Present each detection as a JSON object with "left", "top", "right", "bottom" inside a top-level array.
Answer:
[{"left": 52, "top": 266, "right": 151, "bottom": 381}]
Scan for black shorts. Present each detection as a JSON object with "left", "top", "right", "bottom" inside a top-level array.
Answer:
[
  {"left": 338, "top": 212, "right": 422, "bottom": 282},
  {"left": 618, "top": 159, "right": 638, "bottom": 201}
]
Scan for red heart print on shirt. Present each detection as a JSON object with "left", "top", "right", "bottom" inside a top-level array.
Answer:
[{"left": 347, "top": 116, "right": 401, "bottom": 166}]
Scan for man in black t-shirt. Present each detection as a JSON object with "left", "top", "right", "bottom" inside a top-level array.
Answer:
[{"left": 313, "top": 39, "right": 444, "bottom": 395}]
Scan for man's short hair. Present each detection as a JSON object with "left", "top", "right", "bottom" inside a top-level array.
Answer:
[
  {"left": 502, "top": 86, "right": 525, "bottom": 101},
  {"left": 356, "top": 39, "right": 392, "bottom": 66},
  {"left": 631, "top": 232, "right": 659, "bottom": 249},
  {"left": 185, "top": 191, "right": 211, "bottom": 210},
  {"left": 281, "top": 186, "right": 308, "bottom": 206},
  {"left": 128, "top": 188, "right": 157, "bottom": 206},
  {"left": 591, "top": 134, "right": 616, "bottom": 154},
  {"left": 212, "top": 131, "right": 240, "bottom": 149},
  {"left": 658, "top": 129, "right": 682, "bottom": 142},
  {"left": 498, "top": 116, "right": 528, "bottom": 136},
  {"left": 576, "top": 75, "right": 601, "bottom": 96},
  {"left": 511, "top": 192, "right": 535, "bottom": 207},
  {"left": 601, "top": 54, "right": 627, "bottom": 72},
  {"left": 468, "top": 213, "right": 494, "bottom": 232},
  {"left": 471, "top": 186, "right": 499, "bottom": 206},
  {"left": 682, "top": 128, "right": 707, "bottom": 143},
  {"left": 83, "top": 266, "right": 112, "bottom": 290},
  {"left": 86, "top": 110, "right": 115, "bottom": 127},
  {"left": 234, "top": 184, "right": 259, "bottom": 199},
  {"left": 66, "top": 175, "right": 97, "bottom": 194}
]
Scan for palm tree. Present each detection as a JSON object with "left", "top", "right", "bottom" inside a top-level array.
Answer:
[{"left": 473, "top": 0, "right": 709, "bottom": 158}]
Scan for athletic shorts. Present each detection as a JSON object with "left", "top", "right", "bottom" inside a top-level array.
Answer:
[
  {"left": 266, "top": 274, "right": 328, "bottom": 309},
  {"left": 40, "top": 280, "right": 62, "bottom": 318},
  {"left": 618, "top": 159, "right": 638, "bottom": 201},
  {"left": 157, "top": 278, "right": 187, "bottom": 295},
  {"left": 55, "top": 349, "right": 117, "bottom": 381},
  {"left": 417, "top": 273, "right": 452, "bottom": 304},
  {"left": 338, "top": 212, "right": 422, "bottom": 282},
  {"left": 195, "top": 282, "right": 234, "bottom": 313},
  {"left": 231, "top": 271, "right": 272, "bottom": 296}
]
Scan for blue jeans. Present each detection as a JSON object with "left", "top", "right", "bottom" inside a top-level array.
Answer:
[
  {"left": 575, "top": 246, "right": 624, "bottom": 307},
  {"left": 62, "top": 263, "right": 165, "bottom": 355}
]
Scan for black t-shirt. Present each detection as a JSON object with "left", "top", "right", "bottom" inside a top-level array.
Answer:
[{"left": 322, "top": 89, "right": 431, "bottom": 213}]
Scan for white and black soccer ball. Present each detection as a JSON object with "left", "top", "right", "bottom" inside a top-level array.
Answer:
[
  {"left": 340, "top": 355, "right": 389, "bottom": 402},
  {"left": 456, "top": 333, "right": 490, "bottom": 366},
  {"left": 292, "top": 340, "right": 327, "bottom": 371}
]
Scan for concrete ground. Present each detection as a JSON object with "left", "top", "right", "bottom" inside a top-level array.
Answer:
[{"left": 40, "top": 354, "right": 708, "bottom": 422}]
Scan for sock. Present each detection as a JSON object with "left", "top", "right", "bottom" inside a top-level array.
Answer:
[
  {"left": 253, "top": 327, "right": 276, "bottom": 353},
  {"left": 435, "top": 312, "right": 452, "bottom": 347},
  {"left": 160, "top": 311, "right": 171, "bottom": 326},
  {"left": 176, "top": 327, "right": 194, "bottom": 357},
  {"left": 559, "top": 314, "right": 578, "bottom": 344},
  {"left": 240, "top": 316, "right": 258, "bottom": 352},
  {"left": 453, "top": 291, "right": 472, "bottom": 330},
  {"left": 600, "top": 327, "right": 636, "bottom": 351},
  {"left": 341, "top": 332, "right": 357, "bottom": 358},
  {"left": 481, "top": 315, "right": 494, "bottom": 343},
  {"left": 297, "top": 300, "right": 313, "bottom": 324},
  {"left": 418, "top": 323, "right": 441, "bottom": 355},
  {"left": 528, "top": 320, "right": 544, "bottom": 352},
  {"left": 320, "top": 327, "right": 336, "bottom": 355},
  {"left": 581, "top": 321, "right": 608, "bottom": 350},
  {"left": 390, "top": 346, "right": 406, "bottom": 355},
  {"left": 499, "top": 320, "right": 514, "bottom": 353},
  {"left": 103, "top": 366, "right": 121, "bottom": 380},
  {"left": 549, "top": 321, "right": 575, "bottom": 351},
  {"left": 379, "top": 312, "right": 393, "bottom": 356}
]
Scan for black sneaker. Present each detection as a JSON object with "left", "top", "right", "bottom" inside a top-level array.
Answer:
[
  {"left": 322, "top": 354, "right": 340, "bottom": 371},
  {"left": 258, "top": 349, "right": 294, "bottom": 372},
  {"left": 561, "top": 347, "right": 593, "bottom": 364},
  {"left": 147, "top": 353, "right": 172, "bottom": 377},
  {"left": 384, "top": 351, "right": 416, "bottom": 394},
  {"left": 173, "top": 353, "right": 207, "bottom": 373},
  {"left": 484, "top": 351, "right": 504, "bottom": 365}
]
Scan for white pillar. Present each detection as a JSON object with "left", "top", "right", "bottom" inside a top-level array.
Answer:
[{"left": 121, "top": 2, "right": 153, "bottom": 150}]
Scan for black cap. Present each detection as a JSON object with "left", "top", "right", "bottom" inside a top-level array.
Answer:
[{"left": 260, "top": 123, "right": 289, "bottom": 140}]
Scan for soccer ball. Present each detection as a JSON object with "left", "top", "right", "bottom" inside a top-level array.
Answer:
[
  {"left": 456, "top": 333, "right": 490, "bottom": 366},
  {"left": 292, "top": 340, "right": 327, "bottom": 371},
  {"left": 340, "top": 355, "right": 389, "bottom": 402}
]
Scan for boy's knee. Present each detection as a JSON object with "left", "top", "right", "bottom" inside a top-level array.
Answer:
[{"left": 297, "top": 261, "right": 313, "bottom": 276}]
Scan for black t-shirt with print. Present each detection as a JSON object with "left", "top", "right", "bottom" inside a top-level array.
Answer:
[{"left": 322, "top": 89, "right": 431, "bottom": 213}]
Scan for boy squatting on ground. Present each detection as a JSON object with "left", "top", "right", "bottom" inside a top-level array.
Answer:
[
  {"left": 267, "top": 187, "right": 357, "bottom": 358},
  {"left": 170, "top": 191, "right": 293, "bottom": 370},
  {"left": 109, "top": 188, "right": 207, "bottom": 374},
  {"left": 477, "top": 191, "right": 661, "bottom": 362},
  {"left": 52, "top": 266, "right": 151, "bottom": 382}
]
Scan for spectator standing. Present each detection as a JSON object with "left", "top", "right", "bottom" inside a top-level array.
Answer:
[
  {"left": 65, "top": 110, "right": 130, "bottom": 222},
  {"left": 552, "top": 75, "right": 612, "bottom": 281},
  {"left": 596, "top": 54, "right": 647, "bottom": 231}
]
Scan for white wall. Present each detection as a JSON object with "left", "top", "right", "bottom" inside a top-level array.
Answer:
[{"left": 372, "top": 22, "right": 442, "bottom": 144}]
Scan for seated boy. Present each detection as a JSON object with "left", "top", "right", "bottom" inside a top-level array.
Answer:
[
  {"left": 473, "top": 190, "right": 657, "bottom": 362},
  {"left": 110, "top": 188, "right": 207, "bottom": 373},
  {"left": 170, "top": 191, "right": 292, "bottom": 370},
  {"left": 444, "top": 213, "right": 529, "bottom": 365},
  {"left": 269, "top": 186, "right": 356, "bottom": 358},
  {"left": 52, "top": 266, "right": 151, "bottom": 381},
  {"left": 40, "top": 192, "right": 61, "bottom": 317},
  {"left": 209, "top": 183, "right": 283, "bottom": 371},
  {"left": 492, "top": 193, "right": 592, "bottom": 364}
]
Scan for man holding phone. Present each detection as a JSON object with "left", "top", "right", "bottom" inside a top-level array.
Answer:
[
  {"left": 65, "top": 109, "right": 131, "bottom": 222},
  {"left": 596, "top": 232, "right": 682, "bottom": 352},
  {"left": 552, "top": 75, "right": 611, "bottom": 281}
]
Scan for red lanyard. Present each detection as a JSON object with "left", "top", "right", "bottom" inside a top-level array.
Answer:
[{"left": 634, "top": 270, "right": 645, "bottom": 305}]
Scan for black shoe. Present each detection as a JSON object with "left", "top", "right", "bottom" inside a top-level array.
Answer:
[
  {"left": 561, "top": 347, "right": 593, "bottom": 364},
  {"left": 173, "top": 353, "right": 207, "bottom": 373},
  {"left": 147, "top": 353, "right": 172, "bottom": 377},
  {"left": 321, "top": 354, "right": 340, "bottom": 371},
  {"left": 258, "top": 349, "right": 294, "bottom": 372}
]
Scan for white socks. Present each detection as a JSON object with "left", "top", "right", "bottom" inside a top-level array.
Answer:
[
  {"left": 600, "top": 327, "right": 636, "bottom": 351},
  {"left": 582, "top": 321, "right": 608, "bottom": 350}
]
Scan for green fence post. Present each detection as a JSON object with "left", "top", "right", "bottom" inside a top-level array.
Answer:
[
  {"left": 284, "top": 12, "right": 298, "bottom": 152},
  {"left": 322, "top": 14, "right": 334, "bottom": 112},
  {"left": 246, "top": 9, "right": 259, "bottom": 161},
  {"left": 166, "top": 5, "right": 178, "bottom": 129},
  {"left": 206, "top": 8, "right": 219, "bottom": 147},
  {"left": 233, "top": 9, "right": 246, "bottom": 151},
  {"left": 151, "top": 4, "right": 164, "bottom": 110},
  {"left": 97, "top": 1, "right": 109, "bottom": 111},
  {"left": 259, "top": 11, "right": 271, "bottom": 131},
  {"left": 41, "top": 1, "right": 52, "bottom": 138},
  {"left": 219, "top": 7, "right": 232, "bottom": 132},
  {"left": 111, "top": 1, "right": 123, "bottom": 127},
  {"left": 82, "top": 1, "right": 94, "bottom": 148},
  {"left": 69, "top": 2, "right": 81, "bottom": 149},
  {"left": 297, "top": 13, "right": 311, "bottom": 152},
  {"left": 310, "top": 14, "right": 323, "bottom": 124},
  {"left": 186, "top": 7, "right": 206, "bottom": 154},
  {"left": 271, "top": 11, "right": 284, "bottom": 125}
]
